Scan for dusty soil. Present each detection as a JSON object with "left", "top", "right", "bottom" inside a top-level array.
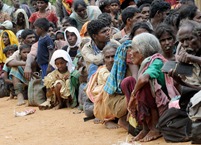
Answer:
[{"left": 0, "top": 97, "right": 190, "bottom": 145}]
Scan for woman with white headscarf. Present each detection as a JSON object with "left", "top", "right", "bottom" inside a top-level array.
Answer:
[
  {"left": 41, "top": 49, "right": 80, "bottom": 110},
  {"left": 13, "top": 9, "right": 29, "bottom": 33},
  {"left": 63, "top": 26, "right": 82, "bottom": 60}
]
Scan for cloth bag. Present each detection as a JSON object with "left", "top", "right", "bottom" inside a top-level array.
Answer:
[{"left": 28, "top": 75, "right": 46, "bottom": 106}]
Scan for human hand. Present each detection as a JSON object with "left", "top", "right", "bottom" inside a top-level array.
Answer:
[
  {"left": 127, "top": 95, "right": 137, "bottom": 118},
  {"left": 177, "top": 49, "right": 191, "bottom": 63},
  {"left": 63, "top": 74, "right": 69, "bottom": 80},
  {"left": 24, "top": 65, "right": 32, "bottom": 81}
]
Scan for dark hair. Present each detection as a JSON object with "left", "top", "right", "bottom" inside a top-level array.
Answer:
[
  {"left": 62, "top": 17, "right": 78, "bottom": 28},
  {"left": 34, "top": 18, "right": 50, "bottom": 32},
  {"left": 136, "top": 0, "right": 153, "bottom": 7},
  {"left": 3, "top": 44, "right": 18, "bottom": 54},
  {"left": 49, "top": 22, "right": 56, "bottom": 29},
  {"left": 139, "top": 3, "right": 150, "bottom": 11},
  {"left": 21, "top": 29, "right": 35, "bottom": 39},
  {"left": 73, "top": 0, "right": 87, "bottom": 11},
  {"left": 109, "top": 0, "right": 120, "bottom": 5},
  {"left": 122, "top": 7, "right": 140, "bottom": 25},
  {"left": 19, "top": 44, "right": 31, "bottom": 52},
  {"left": 36, "top": 0, "right": 49, "bottom": 4},
  {"left": 155, "top": 23, "right": 176, "bottom": 41},
  {"left": 3, "top": 31, "right": 8, "bottom": 37},
  {"left": 149, "top": 0, "right": 171, "bottom": 18},
  {"left": 129, "top": 22, "right": 153, "bottom": 39},
  {"left": 98, "top": 13, "right": 112, "bottom": 27},
  {"left": 176, "top": 5, "right": 198, "bottom": 29},
  {"left": 164, "top": 9, "right": 179, "bottom": 29},
  {"left": 87, "top": 19, "right": 107, "bottom": 40},
  {"left": 179, "top": 0, "right": 195, "bottom": 4},
  {"left": 99, "top": 0, "right": 110, "bottom": 12}
]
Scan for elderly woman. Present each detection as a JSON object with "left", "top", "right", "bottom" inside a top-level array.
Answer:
[
  {"left": 86, "top": 41, "right": 127, "bottom": 129},
  {"left": 70, "top": 0, "right": 102, "bottom": 31},
  {"left": 121, "top": 33, "right": 179, "bottom": 142}
]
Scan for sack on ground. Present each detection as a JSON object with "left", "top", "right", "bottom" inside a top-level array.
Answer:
[
  {"left": 0, "top": 78, "right": 9, "bottom": 97},
  {"left": 157, "top": 107, "right": 192, "bottom": 142},
  {"left": 28, "top": 77, "right": 46, "bottom": 106}
]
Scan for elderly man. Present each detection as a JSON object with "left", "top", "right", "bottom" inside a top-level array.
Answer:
[{"left": 171, "top": 20, "right": 201, "bottom": 110}]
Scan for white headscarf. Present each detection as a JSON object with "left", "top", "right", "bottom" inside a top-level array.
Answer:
[
  {"left": 64, "top": 26, "right": 82, "bottom": 53},
  {"left": 49, "top": 50, "right": 75, "bottom": 73},
  {"left": 13, "top": 9, "right": 29, "bottom": 29}
]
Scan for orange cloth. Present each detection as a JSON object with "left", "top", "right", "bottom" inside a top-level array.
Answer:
[{"left": 80, "top": 21, "right": 89, "bottom": 38}]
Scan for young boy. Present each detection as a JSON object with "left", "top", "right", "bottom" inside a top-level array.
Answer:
[{"left": 34, "top": 18, "right": 54, "bottom": 79}]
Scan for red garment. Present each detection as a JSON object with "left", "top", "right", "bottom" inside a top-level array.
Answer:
[
  {"left": 165, "top": 0, "right": 178, "bottom": 5},
  {"left": 29, "top": 11, "right": 58, "bottom": 25}
]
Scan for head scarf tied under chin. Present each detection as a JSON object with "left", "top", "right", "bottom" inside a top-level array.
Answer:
[
  {"left": 64, "top": 26, "right": 81, "bottom": 53},
  {"left": 49, "top": 49, "right": 75, "bottom": 73}
]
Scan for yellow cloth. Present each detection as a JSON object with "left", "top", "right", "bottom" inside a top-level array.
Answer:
[
  {"left": 44, "top": 70, "right": 71, "bottom": 100},
  {"left": 0, "top": 30, "right": 18, "bottom": 63}
]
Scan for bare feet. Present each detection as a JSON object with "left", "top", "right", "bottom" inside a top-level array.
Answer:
[
  {"left": 132, "top": 130, "right": 149, "bottom": 141},
  {"left": 105, "top": 121, "right": 119, "bottom": 129},
  {"left": 118, "top": 115, "right": 129, "bottom": 131},
  {"left": 39, "top": 99, "right": 52, "bottom": 110},
  {"left": 53, "top": 103, "right": 64, "bottom": 110},
  {"left": 140, "top": 130, "right": 161, "bottom": 142},
  {"left": 93, "top": 118, "right": 103, "bottom": 124},
  {"left": 16, "top": 93, "right": 25, "bottom": 106}
]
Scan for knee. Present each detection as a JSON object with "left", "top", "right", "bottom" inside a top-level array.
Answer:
[
  {"left": 55, "top": 83, "right": 62, "bottom": 91},
  {"left": 120, "top": 76, "right": 136, "bottom": 91}
]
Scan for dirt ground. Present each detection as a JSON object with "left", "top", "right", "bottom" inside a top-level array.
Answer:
[{"left": 0, "top": 97, "right": 191, "bottom": 145}]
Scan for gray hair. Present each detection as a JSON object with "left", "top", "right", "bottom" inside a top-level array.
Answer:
[
  {"left": 177, "top": 20, "right": 201, "bottom": 39},
  {"left": 131, "top": 33, "right": 161, "bottom": 58},
  {"left": 102, "top": 39, "right": 120, "bottom": 55}
]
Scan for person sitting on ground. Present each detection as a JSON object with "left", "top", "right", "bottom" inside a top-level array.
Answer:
[
  {"left": 7, "top": 44, "right": 31, "bottom": 106},
  {"left": 149, "top": 0, "right": 171, "bottom": 30},
  {"left": 41, "top": 49, "right": 79, "bottom": 109},
  {"left": 62, "top": 26, "right": 82, "bottom": 60},
  {"left": 2, "top": 44, "right": 18, "bottom": 99},
  {"left": 121, "top": 33, "right": 179, "bottom": 142},
  {"left": 112, "top": 6, "right": 143, "bottom": 42},
  {"left": 155, "top": 23, "right": 176, "bottom": 61},
  {"left": 86, "top": 41, "right": 128, "bottom": 129},
  {"left": 70, "top": 0, "right": 102, "bottom": 31}
]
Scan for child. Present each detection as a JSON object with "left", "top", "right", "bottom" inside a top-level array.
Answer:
[
  {"left": 2, "top": 45, "right": 18, "bottom": 99},
  {"left": 34, "top": 18, "right": 54, "bottom": 79},
  {"left": 42, "top": 49, "right": 78, "bottom": 110},
  {"left": 29, "top": 0, "right": 58, "bottom": 29},
  {"left": 109, "top": 0, "right": 121, "bottom": 28},
  {"left": 9, "top": 44, "right": 31, "bottom": 106}
]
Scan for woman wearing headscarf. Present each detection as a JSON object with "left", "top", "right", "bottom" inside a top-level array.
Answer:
[
  {"left": 63, "top": 26, "right": 82, "bottom": 60},
  {"left": 70, "top": 0, "right": 102, "bottom": 31},
  {"left": 0, "top": 30, "right": 18, "bottom": 65},
  {"left": 13, "top": 9, "right": 29, "bottom": 33}
]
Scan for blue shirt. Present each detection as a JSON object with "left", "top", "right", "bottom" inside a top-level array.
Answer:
[{"left": 37, "top": 35, "right": 54, "bottom": 66}]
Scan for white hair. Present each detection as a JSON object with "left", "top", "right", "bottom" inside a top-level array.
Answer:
[{"left": 131, "top": 33, "right": 161, "bottom": 58}]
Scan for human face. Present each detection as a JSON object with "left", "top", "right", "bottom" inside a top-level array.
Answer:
[
  {"left": 20, "top": 48, "right": 30, "bottom": 61},
  {"left": 31, "top": 1, "right": 38, "bottom": 11},
  {"left": 75, "top": 4, "right": 87, "bottom": 19},
  {"left": 17, "top": 12, "right": 25, "bottom": 25},
  {"left": 93, "top": 27, "right": 110, "bottom": 44},
  {"left": 56, "top": 33, "right": 64, "bottom": 41},
  {"left": 110, "top": 2, "right": 120, "bottom": 13},
  {"left": 178, "top": 26, "right": 201, "bottom": 54},
  {"left": 48, "top": 27, "right": 55, "bottom": 38},
  {"left": 66, "top": 31, "right": 77, "bottom": 46},
  {"left": 55, "top": 58, "right": 67, "bottom": 73},
  {"left": 159, "top": 31, "right": 175, "bottom": 55},
  {"left": 141, "top": 6, "right": 150, "bottom": 21},
  {"left": 128, "top": 46, "right": 144, "bottom": 65},
  {"left": 131, "top": 13, "right": 143, "bottom": 26},
  {"left": 24, "top": 34, "right": 36, "bottom": 45},
  {"left": 37, "top": 0, "right": 48, "bottom": 11},
  {"left": 12, "top": 0, "right": 20, "bottom": 8},
  {"left": 2, "top": 32, "right": 10, "bottom": 46},
  {"left": 6, "top": 50, "right": 15, "bottom": 58},
  {"left": 104, "top": 48, "right": 116, "bottom": 71},
  {"left": 35, "top": 26, "right": 43, "bottom": 36},
  {"left": 193, "top": 10, "right": 201, "bottom": 23}
]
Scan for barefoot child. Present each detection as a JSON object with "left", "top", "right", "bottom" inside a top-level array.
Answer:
[
  {"left": 42, "top": 49, "right": 79, "bottom": 109},
  {"left": 2, "top": 45, "right": 18, "bottom": 99},
  {"left": 7, "top": 44, "right": 31, "bottom": 106}
]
